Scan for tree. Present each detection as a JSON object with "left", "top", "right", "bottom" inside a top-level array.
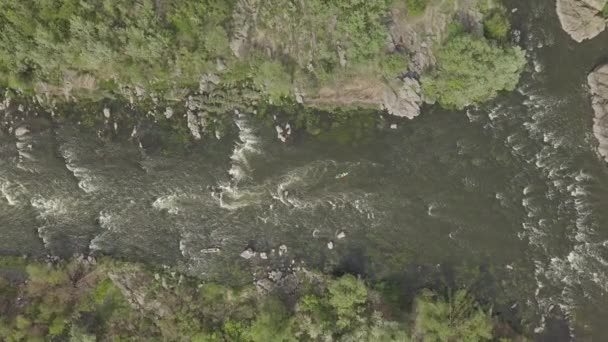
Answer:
[
  {"left": 483, "top": 9, "right": 510, "bottom": 41},
  {"left": 413, "top": 289, "right": 493, "bottom": 341},
  {"left": 405, "top": 0, "right": 429, "bottom": 16},
  {"left": 421, "top": 25, "right": 526, "bottom": 110},
  {"left": 245, "top": 298, "right": 295, "bottom": 342},
  {"left": 328, "top": 274, "right": 368, "bottom": 330}
]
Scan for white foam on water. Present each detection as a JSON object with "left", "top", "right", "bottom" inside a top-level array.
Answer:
[
  {"left": 36, "top": 225, "right": 53, "bottom": 249},
  {"left": 229, "top": 112, "right": 260, "bottom": 183},
  {"left": 0, "top": 179, "right": 26, "bottom": 206},
  {"left": 213, "top": 112, "right": 266, "bottom": 210},
  {"left": 216, "top": 182, "right": 264, "bottom": 210},
  {"left": 153, "top": 194, "right": 181, "bottom": 215},
  {"left": 88, "top": 211, "right": 118, "bottom": 253},
  {"left": 484, "top": 90, "right": 606, "bottom": 336},
  {"left": 30, "top": 196, "right": 68, "bottom": 219},
  {"left": 60, "top": 148, "right": 99, "bottom": 193}
]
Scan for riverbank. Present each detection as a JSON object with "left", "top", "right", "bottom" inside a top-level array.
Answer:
[
  {"left": 0, "top": 0, "right": 526, "bottom": 143},
  {"left": 0, "top": 255, "right": 526, "bottom": 341}
]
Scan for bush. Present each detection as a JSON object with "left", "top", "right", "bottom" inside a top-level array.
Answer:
[
  {"left": 328, "top": 275, "right": 368, "bottom": 330},
  {"left": 413, "top": 289, "right": 493, "bottom": 341},
  {"left": 246, "top": 298, "right": 295, "bottom": 342},
  {"left": 484, "top": 9, "right": 510, "bottom": 40},
  {"left": 405, "top": 0, "right": 429, "bottom": 16},
  {"left": 421, "top": 25, "right": 526, "bottom": 110},
  {"left": 379, "top": 53, "right": 409, "bottom": 78}
]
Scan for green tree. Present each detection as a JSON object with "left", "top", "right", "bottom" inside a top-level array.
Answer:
[
  {"left": 405, "top": 0, "right": 429, "bottom": 16},
  {"left": 328, "top": 274, "right": 368, "bottom": 330},
  {"left": 421, "top": 25, "right": 526, "bottom": 110},
  {"left": 246, "top": 298, "right": 295, "bottom": 342},
  {"left": 413, "top": 289, "right": 493, "bottom": 341},
  {"left": 484, "top": 9, "right": 510, "bottom": 40},
  {"left": 379, "top": 53, "right": 409, "bottom": 78},
  {"left": 253, "top": 60, "right": 293, "bottom": 101}
]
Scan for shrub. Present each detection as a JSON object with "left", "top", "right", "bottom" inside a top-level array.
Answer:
[
  {"left": 484, "top": 9, "right": 510, "bottom": 40},
  {"left": 413, "top": 289, "right": 493, "bottom": 341},
  {"left": 379, "top": 53, "right": 409, "bottom": 78},
  {"left": 405, "top": 0, "right": 429, "bottom": 16},
  {"left": 328, "top": 275, "right": 368, "bottom": 330}
]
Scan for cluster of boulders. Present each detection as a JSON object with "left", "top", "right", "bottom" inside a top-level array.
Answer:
[{"left": 556, "top": 1, "right": 608, "bottom": 163}]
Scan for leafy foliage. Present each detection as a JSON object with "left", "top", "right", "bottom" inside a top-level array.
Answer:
[
  {"left": 413, "top": 289, "right": 493, "bottom": 341},
  {"left": 421, "top": 25, "right": 526, "bottom": 109},
  {"left": 379, "top": 53, "right": 410, "bottom": 78},
  {"left": 484, "top": 8, "right": 511, "bottom": 40},
  {"left": 327, "top": 275, "right": 368, "bottom": 330},
  {"left": 405, "top": 0, "right": 429, "bottom": 16},
  {"left": 0, "top": 257, "right": 526, "bottom": 341},
  {"left": 0, "top": 0, "right": 235, "bottom": 93}
]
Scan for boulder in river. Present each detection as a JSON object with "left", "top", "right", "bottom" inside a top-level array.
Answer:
[
  {"left": 587, "top": 64, "right": 608, "bottom": 162},
  {"left": 556, "top": 0, "right": 607, "bottom": 42},
  {"left": 240, "top": 248, "right": 256, "bottom": 259}
]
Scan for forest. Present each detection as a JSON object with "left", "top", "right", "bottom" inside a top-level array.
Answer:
[{"left": 0, "top": 257, "right": 524, "bottom": 341}]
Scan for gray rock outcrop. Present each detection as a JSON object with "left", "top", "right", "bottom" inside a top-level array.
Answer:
[
  {"left": 556, "top": 0, "right": 607, "bottom": 42},
  {"left": 588, "top": 64, "right": 608, "bottom": 162},
  {"left": 382, "top": 77, "right": 424, "bottom": 119},
  {"left": 230, "top": 0, "right": 260, "bottom": 58}
]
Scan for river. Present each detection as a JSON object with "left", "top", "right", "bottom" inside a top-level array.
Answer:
[{"left": 1, "top": 0, "right": 607, "bottom": 339}]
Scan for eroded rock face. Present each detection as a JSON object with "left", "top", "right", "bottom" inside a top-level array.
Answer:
[
  {"left": 382, "top": 77, "right": 424, "bottom": 119},
  {"left": 556, "top": 0, "right": 607, "bottom": 42},
  {"left": 588, "top": 64, "right": 608, "bottom": 162},
  {"left": 309, "top": 77, "right": 423, "bottom": 119},
  {"left": 230, "top": 0, "right": 260, "bottom": 58}
]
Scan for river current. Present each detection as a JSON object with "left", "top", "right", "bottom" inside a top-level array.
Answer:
[{"left": 1, "top": 0, "right": 608, "bottom": 339}]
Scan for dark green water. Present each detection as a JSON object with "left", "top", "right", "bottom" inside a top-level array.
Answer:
[{"left": 1, "top": 0, "right": 608, "bottom": 339}]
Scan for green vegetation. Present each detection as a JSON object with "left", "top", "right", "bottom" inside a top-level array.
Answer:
[
  {"left": 421, "top": 24, "right": 526, "bottom": 110},
  {"left": 603, "top": 2, "right": 608, "bottom": 18},
  {"left": 0, "top": 0, "right": 526, "bottom": 142},
  {"left": 0, "top": 0, "right": 236, "bottom": 94},
  {"left": 405, "top": 0, "right": 430, "bottom": 16},
  {"left": 414, "top": 289, "right": 493, "bottom": 341},
  {"left": 483, "top": 8, "right": 511, "bottom": 41},
  {"left": 0, "top": 256, "right": 526, "bottom": 341},
  {"left": 0, "top": 0, "right": 394, "bottom": 100}
]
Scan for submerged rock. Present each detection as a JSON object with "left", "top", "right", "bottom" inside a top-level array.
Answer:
[
  {"left": 588, "top": 64, "right": 608, "bottom": 162},
  {"left": 556, "top": 0, "right": 607, "bottom": 42},
  {"left": 240, "top": 248, "right": 256, "bottom": 259},
  {"left": 164, "top": 107, "right": 174, "bottom": 119},
  {"left": 187, "top": 111, "right": 202, "bottom": 140},
  {"left": 14, "top": 126, "right": 30, "bottom": 137}
]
